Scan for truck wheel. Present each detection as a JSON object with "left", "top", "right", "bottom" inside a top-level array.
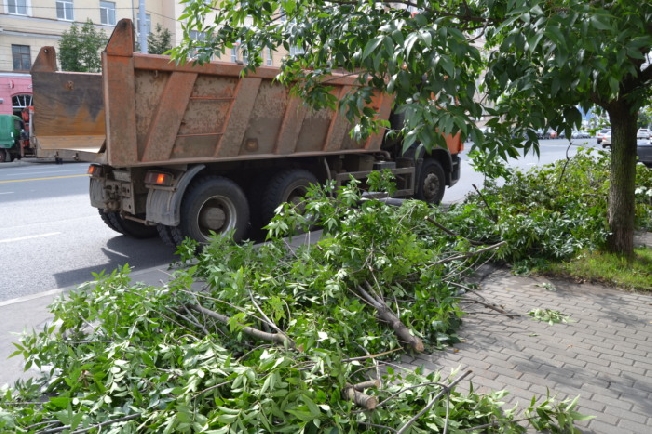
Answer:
[
  {"left": 157, "top": 224, "right": 183, "bottom": 247},
  {"left": 99, "top": 209, "right": 123, "bottom": 234},
  {"left": 416, "top": 159, "right": 446, "bottom": 205},
  {"left": 245, "top": 175, "right": 268, "bottom": 240},
  {"left": 98, "top": 210, "right": 158, "bottom": 238},
  {"left": 4, "top": 150, "right": 13, "bottom": 162},
  {"left": 176, "top": 176, "right": 249, "bottom": 244},
  {"left": 261, "top": 170, "right": 318, "bottom": 226},
  {"left": 0, "top": 150, "right": 7, "bottom": 163}
]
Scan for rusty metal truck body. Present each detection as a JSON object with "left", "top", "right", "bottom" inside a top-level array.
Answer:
[{"left": 30, "top": 19, "right": 462, "bottom": 245}]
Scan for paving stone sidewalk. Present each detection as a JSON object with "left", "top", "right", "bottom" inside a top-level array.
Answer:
[{"left": 402, "top": 266, "right": 652, "bottom": 433}]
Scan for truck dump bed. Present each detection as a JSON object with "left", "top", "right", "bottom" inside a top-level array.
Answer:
[{"left": 30, "top": 19, "right": 393, "bottom": 167}]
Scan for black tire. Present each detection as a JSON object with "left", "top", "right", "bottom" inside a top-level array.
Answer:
[
  {"left": 157, "top": 224, "right": 183, "bottom": 247},
  {"left": 261, "top": 169, "right": 318, "bottom": 226},
  {"left": 245, "top": 174, "right": 268, "bottom": 240},
  {"left": 0, "top": 150, "right": 7, "bottom": 163},
  {"left": 176, "top": 175, "right": 249, "bottom": 244},
  {"left": 415, "top": 158, "right": 446, "bottom": 205},
  {"left": 98, "top": 209, "right": 159, "bottom": 238},
  {"left": 99, "top": 209, "right": 123, "bottom": 234},
  {"left": 5, "top": 150, "right": 13, "bottom": 163}
]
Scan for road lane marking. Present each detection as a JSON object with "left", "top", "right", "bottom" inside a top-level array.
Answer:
[
  {"left": 0, "top": 174, "right": 87, "bottom": 184},
  {"left": 0, "top": 287, "right": 63, "bottom": 308},
  {"left": 0, "top": 192, "right": 14, "bottom": 195},
  {"left": 2, "top": 170, "right": 82, "bottom": 178},
  {"left": 0, "top": 232, "right": 61, "bottom": 244}
]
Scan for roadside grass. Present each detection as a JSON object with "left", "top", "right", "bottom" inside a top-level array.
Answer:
[{"left": 539, "top": 247, "right": 652, "bottom": 292}]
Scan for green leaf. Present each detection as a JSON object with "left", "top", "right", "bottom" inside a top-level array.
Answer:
[
  {"left": 300, "top": 394, "right": 322, "bottom": 417},
  {"left": 362, "top": 37, "right": 383, "bottom": 61}
]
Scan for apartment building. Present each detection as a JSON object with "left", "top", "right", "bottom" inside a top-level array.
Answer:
[{"left": 0, "top": 0, "right": 177, "bottom": 115}]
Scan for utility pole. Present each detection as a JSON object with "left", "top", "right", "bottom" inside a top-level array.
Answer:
[{"left": 138, "top": 0, "right": 148, "bottom": 53}]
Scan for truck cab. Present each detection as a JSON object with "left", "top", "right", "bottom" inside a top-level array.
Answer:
[{"left": 0, "top": 115, "right": 26, "bottom": 163}]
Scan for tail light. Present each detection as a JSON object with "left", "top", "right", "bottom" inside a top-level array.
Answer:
[{"left": 145, "top": 171, "right": 175, "bottom": 186}]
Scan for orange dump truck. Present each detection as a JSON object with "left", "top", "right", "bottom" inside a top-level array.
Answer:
[{"left": 30, "top": 19, "right": 462, "bottom": 245}]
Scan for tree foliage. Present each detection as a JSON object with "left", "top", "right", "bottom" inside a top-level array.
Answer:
[
  {"left": 58, "top": 19, "right": 107, "bottom": 72},
  {"left": 457, "top": 147, "right": 652, "bottom": 272},
  {"left": 147, "top": 23, "right": 173, "bottom": 55},
  {"left": 173, "top": 0, "right": 652, "bottom": 255},
  {"left": 0, "top": 178, "right": 600, "bottom": 433}
]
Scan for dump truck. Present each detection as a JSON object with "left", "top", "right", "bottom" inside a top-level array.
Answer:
[{"left": 30, "top": 19, "right": 463, "bottom": 246}]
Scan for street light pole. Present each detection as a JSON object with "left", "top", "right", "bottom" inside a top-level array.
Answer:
[{"left": 138, "top": 0, "right": 148, "bottom": 53}]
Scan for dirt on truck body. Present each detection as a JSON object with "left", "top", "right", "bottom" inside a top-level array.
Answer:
[{"left": 30, "top": 19, "right": 463, "bottom": 246}]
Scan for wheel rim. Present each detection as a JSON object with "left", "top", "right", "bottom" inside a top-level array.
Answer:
[
  {"left": 422, "top": 172, "right": 439, "bottom": 202},
  {"left": 287, "top": 186, "right": 310, "bottom": 210},
  {"left": 196, "top": 195, "right": 237, "bottom": 238}
]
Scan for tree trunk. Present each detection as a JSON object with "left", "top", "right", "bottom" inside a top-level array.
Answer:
[{"left": 606, "top": 100, "right": 639, "bottom": 258}]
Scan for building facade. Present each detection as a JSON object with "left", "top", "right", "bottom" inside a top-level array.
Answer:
[{"left": 0, "top": 0, "right": 177, "bottom": 115}]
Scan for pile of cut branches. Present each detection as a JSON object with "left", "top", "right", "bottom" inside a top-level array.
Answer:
[{"left": 1, "top": 178, "right": 590, "bottom": 433}]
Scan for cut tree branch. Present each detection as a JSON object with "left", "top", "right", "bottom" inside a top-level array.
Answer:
[
  {"left": 356, "top": 282, "right": 424, "bottom": 353},
  {"left": 186, "top": 303, "right": 295, "bottom": 349},
  {"left": 342, "top": 387, "right": 378, "bottom": 409}
]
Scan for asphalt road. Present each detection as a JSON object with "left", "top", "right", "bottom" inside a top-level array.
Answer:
[
  {"left": 0, "top": 159, "right": 178, "bottom": 303},
  {"left": 0, "top": 139, "right": 596, "bottom": 302}
]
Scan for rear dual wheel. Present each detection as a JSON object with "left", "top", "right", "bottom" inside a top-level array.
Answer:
[
  {"left": 159, "top": 171, "right": 315, "bottom": 246},
  {"left": 170, "top": 175, "right": 249, "bottom": 245},
  {"left": 98, "top": 210, "right": 159, "bottom": 238},
  {"left": 261, "top": 170, "right": 318, "bottom": 226}
]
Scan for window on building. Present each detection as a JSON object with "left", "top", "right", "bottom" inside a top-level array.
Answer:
[
  {"left": 12, "top": 45, "right": 31, "bottom": 71},
  {"left": 7, "top": 0, "right": 28, "bottom": 15},
  {"left": 266, "top": 48, "right": 273, "bottom": 66},
  {"left": 189, "top": 30, "right": 206, "bottom": 42},
  {"left": 100, "top": 1, "right": 116, "bottom": 25},
  {"left": 229, "top": 42, "right": 248, "bottom": 64},
  {"left": 12, "top": 94, "right": 32, "bottom": 110},
  {"left": 289, "top": 45, "right": 305, "bottom": 57},
  {"left": 188, "top": 30, "right": 207, "bottom": 58},
  {"left": 56, "top": 0, "right": 74, "bottom": 21}
]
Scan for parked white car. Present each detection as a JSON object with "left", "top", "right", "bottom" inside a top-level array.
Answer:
[
  {"left": 601, "top": 131, "right": 612, "bottom": 148},
  {"left": 596, "top": 128, "right": 610, "bottom": 145},
  {"left": 637, "top": 129, "right": 650, "bottom": 139}
]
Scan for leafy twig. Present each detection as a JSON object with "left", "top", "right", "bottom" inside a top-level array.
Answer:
[
  {"left": 396, "top": 369, "right": 474, "bottom": 434},
  {"left": 472, "top": 184, "right": 499, "bottom": 222},
  {"left": 425, "top": 216, "right": 485, "bottom": 246},
  {"left": 435, "top": 241, "right": 506, "bottom": 264},
  {"left": 39, "top": 414, "right": 141, "bottom": 434}
]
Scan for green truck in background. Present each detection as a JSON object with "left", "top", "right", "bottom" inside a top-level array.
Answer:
[{"left": 0, "top": 114, "right": 27, "bottom": 163}]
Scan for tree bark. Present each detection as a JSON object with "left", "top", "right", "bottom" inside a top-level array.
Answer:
[
  {"left": 342, "top": 381, "right": 380, "bottom": 409},
  {"left": 356, "top": 283, "right": 425, "bottom": 353},
  {"left": 186, "top": 303, "right": 295, "bottom": 348},
  {"left": 606, "top": 99, "right": 639, "bottom": 258}
]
